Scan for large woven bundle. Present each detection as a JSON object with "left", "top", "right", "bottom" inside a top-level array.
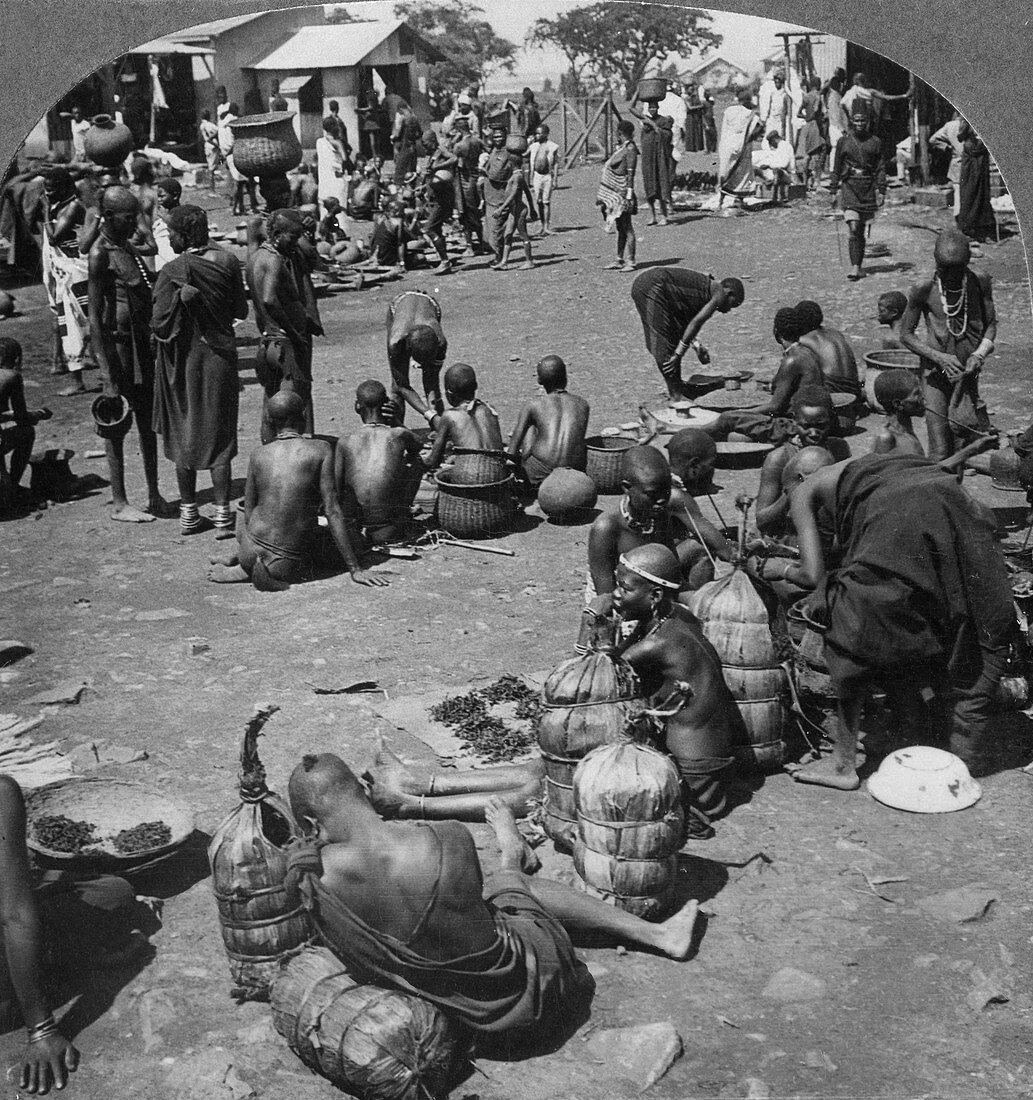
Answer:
[
  {"left": 573, "top": 741, "right": 683, "bottom": 921},
  {"left": 228, "top": 112, "right": 303, "bottom": 176},
  {"left": 687, "top": 568, "right": 787, "bottom": 771},
  {"left": 208, "top": 706, "right": 314, "bottom": 1001},
  {"left": 271, "top": 947, "right": 462, "bottom": 1100},
  {"left": 536, "top": 650, "right": 645, "bottom": 850}
]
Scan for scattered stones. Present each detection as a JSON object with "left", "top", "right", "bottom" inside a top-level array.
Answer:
[
  {"left": 803, "top": 1050, "right": 838, "bottom": 1072},
  {"left": 187, "top": 639, "right": 211, "bottom": 657},
  {"left": 165, "top": 1049, "right": 256, "bottom": 1100},
  {"left": 916, "top": 885, "right": 997, "bottom": 923},
  {"left": 583, "top": 1021, "right": 683, "bottom": 1092},
  {"left": 761, "top": 967, "right": 828, "bottom": 1002}
]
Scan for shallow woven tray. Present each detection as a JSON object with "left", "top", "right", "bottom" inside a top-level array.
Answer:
[
  {"left": 26, "top": 778, "right": 194, "bottom": 867},
  {"left": 693, "top": 388, "right": 765, "bottom": 411},
  {"left": 647, "top": 406, "right": 721, "bottom": 432},
  {"left": 715, "top": 441, "right": 773, "bottom": 468}
]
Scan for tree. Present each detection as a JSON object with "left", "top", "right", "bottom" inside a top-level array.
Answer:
[
  {"left": 527, "top": 2, "right": 721, "bottom": 100},
  {"left": 325, "top": 5, "right": 358, "bottom": 23},
  {"left": 541, "top": 77, "right": 554, "bottom": 95},
  {"left": 394, "top": 1, "right": 517, "bottom": 101}
]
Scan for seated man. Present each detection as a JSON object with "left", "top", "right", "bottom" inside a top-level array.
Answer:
[
  {"left": 209, "top": 392, "right": 386, "bottom": 591},
  {"left": 421, "top": 363, "right": 505, "bottom": 474},
  {"left": 387, "top": 289, "right": 447, "bottom": 424},
  {"left": 708, "top": 307, "right": 826, "bottom": 443},
  {"left": 285, "top": 754, "right": 701, "bottom": 1041},
  {"left": 615, "top": 544, "right": 748, "bottom": 836},
  {"left": 0, "top": 338, "right": 51, "bottom": 509},
  {"left": 876, "top": 291, "right": 908, "bottom": 349},
  {"left": 753, "top": 130, "right": 795, "bottom": 198},
  {"left": 507, "top": 354, "right": 590, "bottom": 490},
  {"left": 795, "top": 299, "right": 861, "bottom": 398},
  {"left": 870, "top": 368, "right": 996, "bottom": 474},
  {"left": 578, "top": 446, "right": 698, "bottom": 652},
  {"left": 335, "top": 380, "right": 424, "bottom": 547},
  {"left": 786, "top": 451, "right": 1016, "bottom": 789},
  {"left": 2, "top": 774, "right": 142, "bottom": 1095},
  {"left": 755, "top": 386, "right": 850, "bottom": 537}
]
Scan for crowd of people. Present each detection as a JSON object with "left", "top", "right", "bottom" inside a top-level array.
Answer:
[{"left": 0, "top": 72, "right": 1026, "bottom": 1100}]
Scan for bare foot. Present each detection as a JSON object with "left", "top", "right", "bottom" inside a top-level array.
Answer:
[
  {"left": 785, "top": 756, "right": 860, "bottom": 790},
  {"left": 146, "top": 495, "right": 176, "bottom": 519},
  {"left": 58, "top": 381, "right": 93, "bottom": 397},
  {"left": 519, "top": 261, "right": 534, "bottom": 270},
  {"left": 111, "top": 505, "right": 156, "bottom": 523},
  {"left": 364, "top": 736, "right": 429, "bottom": 795},
  {"left": 484, "top": 796, "right": 539, "bottom": 873},
  {"left": 207, "top": 563, "right": 249, "bottom": 583},
  {"left": 209, "top": 549, "right": 239, "bottom": 567},
  {"left": 654, "top": 899, "right": 700, "bottom": 959}
]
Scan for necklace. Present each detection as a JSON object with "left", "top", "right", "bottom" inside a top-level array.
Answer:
[
  {"left": 936, "top": 274, "right": 968, "bottom": 338},
  {"left": 620, "top": 495, "right": 656, "bottom": 537}
]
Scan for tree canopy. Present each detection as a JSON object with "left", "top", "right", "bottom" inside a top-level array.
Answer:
[
  {"left": 527, "top": 3, "right": 722, "bottom": 99},
  {"left": 394, "top": 0, "right": 517, "bottom": 101}
]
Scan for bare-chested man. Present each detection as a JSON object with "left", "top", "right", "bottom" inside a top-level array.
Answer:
[
  {"left": 0, "top": 339, "right": 51, "bottom": 510},
  {"left": 209, "top": 391, "right": 386, "bottom": 591},
  {"left": 614, "top": 543, "right": 749, "bottom": 836},
  {"left": 507, "top": 354, "right": 590, "bottom": 488},
  {"left": 386, "top": 289, "right": 447, "bottom": 424},
  {"left": 876, "top": 291, "right": 908, "bottom": 349},
  {"left": 421, "top": 363, "right": 504, "bottom": 471},
  {"left": 284, "top": 754, "right": 700, "bottom": 1040},
  {"left": 755, "top": 386, "right": 850, "bottom": 536},
  {"left": 249, "top": 211, "right": 314, "bottom": 443},
  {"left": 708, "top": 307, "right": 826, "bottom": 443},
  {"left": 900, "top": 229, "right": 996, "bottom": 461},
  {"left": 87, "top": 186, "right": 171, "bottom": 523},
  {"left": 665, "top": 429, "right": 733, "bottom": 569},
  {"left": 335, "top": 379, "right": 423, "bottom": 547},
  {"left": 796, "top": 299, "right": 861, "bottom": 397}
]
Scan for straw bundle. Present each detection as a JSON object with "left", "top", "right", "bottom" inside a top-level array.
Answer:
[
  {"left": 271, "top": 947, "right": 462, "bottom": 1100},
  {"left": 573, "top": 741, "right": 684, "bottom": 921}
]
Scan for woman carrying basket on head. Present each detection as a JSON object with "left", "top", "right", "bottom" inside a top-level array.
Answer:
[{"left": 597, "top": 119, "right": 639, "bottom": 273}]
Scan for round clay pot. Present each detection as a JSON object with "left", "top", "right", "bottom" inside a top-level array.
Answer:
[{"left": 83, "top": 115, "right": 135, "bottom": 167}]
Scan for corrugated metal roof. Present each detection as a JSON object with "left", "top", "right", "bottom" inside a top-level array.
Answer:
[
  {"left": 249, "top": 19, "right": 443, "bottom": 70},
  {"left": 129, "top": 37, "right": 215, "bottom": 56},
  {"left": 168, "top": 14, "right": 266, "bottom": 42}
]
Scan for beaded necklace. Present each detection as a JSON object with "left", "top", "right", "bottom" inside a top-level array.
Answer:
[
  {"left": 620, "top": 495, "right": 657, "bottom": 537},
  {"left": 936, "top": 273, "right": 969, "bottom": 338}
]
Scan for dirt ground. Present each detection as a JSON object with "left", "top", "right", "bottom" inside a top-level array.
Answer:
[{"left": 2, "top": 165, "right": 1033, "bottom": 1100}]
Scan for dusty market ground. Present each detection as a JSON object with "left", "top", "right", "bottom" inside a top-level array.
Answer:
[{"left": 2, "top": 166, "right": 1033, "bottom": 1100}]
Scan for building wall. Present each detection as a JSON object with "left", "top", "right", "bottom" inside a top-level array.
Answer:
[{"left": 696, "top": 61, "right": 749, "bottom": 91}]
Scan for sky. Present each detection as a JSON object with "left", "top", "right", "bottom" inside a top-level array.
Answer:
[{"left": 330, "top": 2, "right": 820, "bottom": 90}]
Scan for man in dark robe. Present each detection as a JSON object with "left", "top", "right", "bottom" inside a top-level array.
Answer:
[
  {"left": 635, "top": 102, "right": 674, "bottom": 226},
  {"left": 151, "top": 205, "right": 248, "bottom": 538},
  {"left": 830, "top": 104, "right": 887, "bottom": 281},
  {"left": 956, "top": 124, "right": 996, "bottom": 245},
  {"left": 786, "top": 452, "right": 1016, "bottom": 789}
]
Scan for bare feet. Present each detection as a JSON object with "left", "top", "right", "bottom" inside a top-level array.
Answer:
[
  {"left": 491, "top": 262, "right": 509, "bottom": 271},
  {"left": 605, "top": 260, "right": 623, "bottom": 270},
  {"left": 207, "top": 563, "right": 249, "bottom": 583},
  {"left": 146, "top": 495, "right": 176, "bottom": 519},
  {"left": 209, "top": 549, "right": 238, "bottom": 566},
  {"left": 111, "top": 505, "right": 156, "bottom": 523},
  {"left": 518, "top": 261, "right": 534, "bottom": 270},
  {"left": 653, "top": 899, "right": 700, "bottom": 959},
  {"left": 621, "top": 261, "right": 636, "bottom": 272},
  {"left": 365, "top": 736, "right": 430, "bottom": 796},
  {"left": 58, "top": 380, "right": 93, "bottom": 397},
  {"left": 785, "top": 755, "right": 860, "bottom": 790},
  {"left": 484, "top": 796, "right": 540, "bottom": 874}
]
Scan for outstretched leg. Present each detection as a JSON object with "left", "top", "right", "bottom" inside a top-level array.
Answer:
[{"left": 485, "top": 799, "right": 699, "bottom": 959}]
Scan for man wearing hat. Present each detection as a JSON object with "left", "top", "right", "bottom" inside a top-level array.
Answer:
[
  {"left": 442, "top": 92, "right": 480, "bottom": 139},
  {"left": 87, "top": 186, "right": 171, "bottom": 523}
]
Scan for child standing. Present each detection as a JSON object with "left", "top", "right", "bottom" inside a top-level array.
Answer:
[
  {"left": 494, "top": 149, "right": 537, "bottom": 272},
  {"left": 527, "top": 124, "right": 560, "bottom": 236}
]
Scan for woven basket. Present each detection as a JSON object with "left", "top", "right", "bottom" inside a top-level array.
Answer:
[
  {"left": 228, "top": 112, "right": 303, "bottom": 177},
  {"left": 448, "top": 449, "right": 508, "bottom": 486},
  {"left": 434, "top": 469, "right": 514, "bottom": 539},
  {"left": 585, "top": 436, "right": 638, "bottom": 494}
]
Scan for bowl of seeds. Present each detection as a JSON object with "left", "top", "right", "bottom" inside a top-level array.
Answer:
[{"left": 26, "top": 778, "right": 194, "bottom": 871}]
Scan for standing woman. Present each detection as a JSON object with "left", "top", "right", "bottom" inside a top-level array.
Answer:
[
  {"left": 717, "top": 90, "right": 763, "bottom": 210},
  {"left": 796, "top": 77, "right": 828, "bottom": 191},
  {"left": 955, "top": 123, "right": 996, "bottom": 250},
  {"left": 392, "top": 104, "right": 422, "bottom": 184},
  {"left": 634, "top": 101, "right": 674, "bottom": 227},
  {"left": 597, "top": 119, "right": 639, "bottom": 272}
]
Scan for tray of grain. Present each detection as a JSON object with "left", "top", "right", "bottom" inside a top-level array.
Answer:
[
  {"left": 26, "top": 778, "right": 194, "bottom": 870},
  {"left": 714, "top": 441, "right": 773, "bottom": 468}
]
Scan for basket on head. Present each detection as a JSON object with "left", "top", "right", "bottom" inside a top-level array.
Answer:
[
  {"left": 434, "top": 469, "right": 514, "bottom": 539},
  {"left": 228, "top": 112, "right": 303, "bottom": 177},
  {"left": 505, "top": 134, "right": 528, "bottom": 155},
  {"left": 585, "top": 435, "right": 638, "bottom": 494},
  {"left": 637, "top": 77, "right": 668, "bottom": 102},
  {"left": 91, "top": 394, "right": 132, "bottom": 440}
]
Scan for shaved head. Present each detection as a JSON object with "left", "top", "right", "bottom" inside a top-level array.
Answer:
[
  {"left": 444, "top": 362, "right": 477, "bottom": 400},
  {"left": 267, "top": 390, "right": 305, "bottom": 430},
  {"left": 356, "top": 379, "right": 387, "bottom": 410},
  {"left": 934, "top": 228, "right": 971, "bottom": 268},
  {"left": 537, "top": 354, "right": 567, "bottom": 389},
  {"left": 782, "top": 446, "right": 835, "bottom": 489},
  {"left": 408, "top": 324, "right": 441, "bottom": 365},
  {"left": 874, "top": 368, "right": 919, "bottom": 411},
  {"left": 288, "top": 753, "right": 368, "bottom": 825},
  {"left": 667, "top": 429, "right": 716, "bottom": 467},
  {"left": 621, "top": 445, "right": 671, "bottom": 488},
  {"left": 100, "top": 186, "right": 140, "bottom": 216},
  {"left": 620, "top": 542, "right": 681, "bottom": 589}
]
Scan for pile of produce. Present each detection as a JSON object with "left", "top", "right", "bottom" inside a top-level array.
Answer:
[
  {"left": 428, "top": 676, "right": 541, "bottom": 763},
  {"left": 113, "top": 821, "right": 172, "bottom": 854},
  {"left": 34, "top": 814, "right": 99, "bottom": 853}
]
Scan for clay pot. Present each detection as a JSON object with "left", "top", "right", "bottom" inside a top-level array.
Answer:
[
  {"left": 505, "top": 135, "right": 528, "bottom": 155},
  {"left": 83, "top": 115, "right": 135, "bottom": 167},
  {"left": 990, "top": 431, "right": 1024, "bottom": 491},
  {"left": 538, "top": 468, "right": 597, "bottom": 522}
]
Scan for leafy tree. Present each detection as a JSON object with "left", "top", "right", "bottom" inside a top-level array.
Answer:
[
  {"left": 527, "top": 2, "right": 721, "bottom": 100},
  {"left": 541, "top": 77, "right": 554, "bottom": 95},
  {"left": 395, "top": 0, "right": 517, "bottom": 101},
  {"left": 325, "top": 5, "right": 358, "bottom": 23}
]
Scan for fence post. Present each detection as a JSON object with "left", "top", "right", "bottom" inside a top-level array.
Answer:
[{"left": 561, "top": 94, "right": 568, "bottom": 161}]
